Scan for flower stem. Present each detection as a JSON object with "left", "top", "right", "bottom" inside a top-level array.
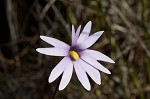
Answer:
[{"left": 52, "top": 77, "right": 61, "bottom": 99}]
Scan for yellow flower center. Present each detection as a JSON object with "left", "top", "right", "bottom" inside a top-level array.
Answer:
[{"left": 69, "top": 50, "right": 79, "bottom": 60}]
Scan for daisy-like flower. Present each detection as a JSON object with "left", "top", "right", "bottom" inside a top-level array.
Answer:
[{"left": 36, "top": 21, "right": 115, "bottom": 91}]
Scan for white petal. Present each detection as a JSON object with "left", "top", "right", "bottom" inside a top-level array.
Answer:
[
  {"left": 79, "top": 31, "right": 103, "bottom": 49},
  {"left": 77, "top": 21, "right": 92, "bottom": 44},
  {"left": 80, "top": 54, "right": 111, "bottom": 74},
  {"left": 59, "top": 60, "right": 73, "bottom": 90},
  {"left": 73, "top": 60, "right": 91, "bottom": 91},
  {"left": 75, "top": 25, "right": 81, "bottom": 40},
  {"left": 81, "top": 49, "right": 115, "bottom": 63},
  {"left": 73, "top": 25, "right": 81, "bottom": 46},
  {"left": 48, "top": 57, "right": 69, "bottom": 83},
  {"left": 40, "top": 36, "right": 70, "bottom": 50},
  {"left": 36, "top": 48, "right": 68, "bottom": 56},
  {"left": 72, "top": 25, "right": 76, "bottom": 46},
  {"left": 78, "top": 59, "right": 101, "bottom": 85}
]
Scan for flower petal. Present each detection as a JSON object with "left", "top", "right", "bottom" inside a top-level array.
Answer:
[
  {"left": 48, "top": 57, "right": 69, "bottom": 83},
  {"left": 72, "top": 25, "right": 81, "bottom": 46},
  {"left": 36, "top": 48, "right": 68, "bottom": 56},
  {"left": 78, "top": 58, "right": 101, "bottom": 85},
  {"left": 81, "top": 49, "right": 115, "bottom": 63},
  {"left": 77, "top": 21, "right": 92, "bottom": 44},
  {"left": 59, "top": 59, "right": 73, "bottom": 90},
  {"left": 72, "top": 25, "right": 76, "bottom": 46},
  {"left": 40, "top": 36, "right": 70, "bottom": 50},
  {"left": 73, "top": 60, "right": 91, "bottom": 91},
  {"left": 75, "top": 25, "right": 81, "bottom": 40},
  {"left": 79, "top": 31, "right": 103, "bottom": 49},
  {"left": 80, "top": 54, "right": 111, "bottom": 74}
]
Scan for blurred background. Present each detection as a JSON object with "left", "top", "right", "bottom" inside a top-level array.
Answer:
[{"left": 0, "top": 0, "right": 150, "bottom": 99}]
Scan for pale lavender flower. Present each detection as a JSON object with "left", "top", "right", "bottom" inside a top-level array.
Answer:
[{"left": 36, "top": 21, "right": 115, "bottom": 91}]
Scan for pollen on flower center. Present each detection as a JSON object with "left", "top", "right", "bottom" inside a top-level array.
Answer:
[{"left": 69, "top": 50, "right": 79, "bottom": 60}]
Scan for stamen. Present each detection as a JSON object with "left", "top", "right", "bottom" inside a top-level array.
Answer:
[{"left": 69, "top": 50, "right": 79, "bottom": 60}]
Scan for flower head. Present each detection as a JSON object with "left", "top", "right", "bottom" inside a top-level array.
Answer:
[{"left": 36, "top": 21, "right": 115, "bottom": 91}]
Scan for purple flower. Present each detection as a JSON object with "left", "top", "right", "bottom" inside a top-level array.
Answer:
[{"left": 36, "top": 21, "right": 115, "bottom": 91}]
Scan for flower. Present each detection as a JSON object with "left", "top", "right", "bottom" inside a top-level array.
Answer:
[{"left": 36, "top": 21, "right": 115, "bottom": 91}]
